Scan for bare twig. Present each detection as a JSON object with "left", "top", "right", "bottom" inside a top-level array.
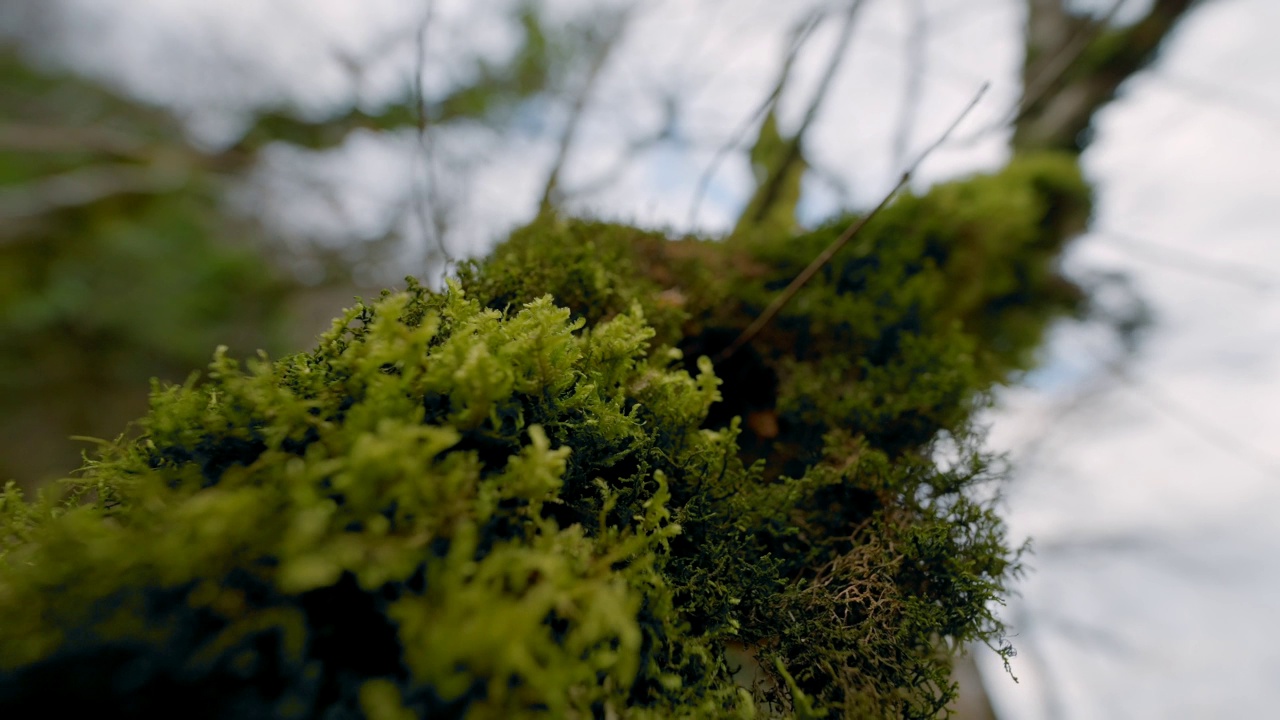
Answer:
[
  {"left": 411, "top": 0, "right": 451, "bottom": 275},
  {"left": 1094, "top": 344, "right": 1280, "bottom": 479},
  {"left": 557, "top": 98, "right": 676, "bottom": 201},
  {"left": 891, "top": 0, "right": 928, "bottom": 171},
  {"left": 1095, "top": 229, "right": 1277, "bottom": 292},
  {"left": 738, "top": 0, "right": 865, "bottom": 231},
  {"left": 1153, "top": 68, "right": 1280, "bottom": 137},
  {"left": 792, "top": 0, "right": 864, "bottom": 146},
  {"left": 538, "top": 8, "right": 633, "bottom": 215},
  {"left": 714, "top": 82, "right": 990, "bottom": 365},
  {"left": 686, "top": 11, "right": 823, "bottom": 228}
]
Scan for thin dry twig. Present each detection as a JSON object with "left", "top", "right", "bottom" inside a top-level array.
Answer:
[
  {"left": 791, "top": 0, "right": 864, "bottom": 145},
  {"left": 0, "top": 124, "right": 149, "bottom": 158},
  {"left": 714, "top": 82, "right": 990, "bottom": 365},
  {"left": 891, "top": 0, "right": 928, "bottom": 170},
  {"left": 411, "top": 0, "right": 452, "bottom": 276},
  {"left": 557, "top": 95, "right": 677, "bottom": 201},
  {"left": 1095, "top": 229, "right": 1277, "bottom": 292},
  {"left": 738, "top": 0, "right": 865, "bottom": 231},
  {"left": 539, "top": 7, "right": 633, "bottom": 215},
  {"left": 1153, "top": 68, "right": 1280, "bottom": 137},
  {"left": 685, "top": 11, "right": 823, "bottom": 229},
  {"left": 1091, "top": 343, "right": 1280, "bottom": 479}
]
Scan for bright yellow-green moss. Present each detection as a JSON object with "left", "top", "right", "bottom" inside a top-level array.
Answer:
[{"left": 0, "top": 152, "right": 1089, "bottom": 718}]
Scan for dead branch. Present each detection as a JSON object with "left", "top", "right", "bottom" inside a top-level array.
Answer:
[
  {"left": 737, "top": 0, "right": 865, "bottom": 231},
  {"left": 538, "top": 7, "right": 633, "bottom": 215},
  {"left": 1096, "top": 229, "right": 1277, "bottom": 292},
  {"left": 411, "top": 0, "right": 451, "bottom": 272},
  {"left": 556, "top": 96, "right": 677, "bottom": 201},
  {"left": 686, "top": 11, "right": 824, "bottom": 228},
  {"left": 891, "top": 0, "right": 928, "bottom": 171}
]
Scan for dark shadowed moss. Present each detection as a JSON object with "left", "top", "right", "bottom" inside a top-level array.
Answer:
[{"left": 0, "top": 152, "right": 1088, "bottom": 718}]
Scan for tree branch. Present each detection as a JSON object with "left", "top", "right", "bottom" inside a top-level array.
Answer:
[
  {"left": 538, "top": 8, "right": 631, "bottom": 215},
  {"left": 686, "top": 11, "right": 823, "bottom": 229},
  {"left": 738, "top": 0, "right": 865, "bottom": 232},
  {"left": 1014, "top": 0, "right": 1203, "bottom": 151},
  {"left": 715, "top": 82, "right": 989, "bottom": 365},
  {"left": 891, "top": 0, "right": 928, "bottom": 171},
  {"left": 411, "top": 0, "right": 451, "bottom": 271},
  {"left": 1016, "top": 0, "right": 1128, "bottom": 128}
]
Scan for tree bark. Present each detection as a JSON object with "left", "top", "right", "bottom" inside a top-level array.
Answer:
[{"left": 1014, "top": 0, "right": 1203, "bottom": 153}]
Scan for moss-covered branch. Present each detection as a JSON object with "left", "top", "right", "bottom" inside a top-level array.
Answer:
[{"left": 1, "top": 151, "right": 1088, "bottom": 717}]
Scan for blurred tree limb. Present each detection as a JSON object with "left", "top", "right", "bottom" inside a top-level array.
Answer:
[
  {"left": 225, "top": 5, "right": 565, "bottom": 159},
  {"left": 1016, "top": 0, "right": 1204, "bottom": 151}
]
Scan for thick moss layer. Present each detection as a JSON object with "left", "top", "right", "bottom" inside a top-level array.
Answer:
[{"left": 0, "top": 153, "right": 1088, "bottom": 718}]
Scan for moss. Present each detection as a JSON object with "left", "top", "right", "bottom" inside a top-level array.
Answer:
[{"left": 0, "top": 153, "right": 1088, "bottom": 718}]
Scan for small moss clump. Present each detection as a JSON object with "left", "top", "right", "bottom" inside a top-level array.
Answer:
[{"left": 0, "top": 152, "right": 1088, "bottom": 718}]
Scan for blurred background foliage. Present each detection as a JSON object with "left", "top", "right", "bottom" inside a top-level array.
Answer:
[
  {"left": 0, "top": 2, "right": 585, "bottom": 489},
  {"left": 0, "top": 48, "right": 294, "bottom": 487}
]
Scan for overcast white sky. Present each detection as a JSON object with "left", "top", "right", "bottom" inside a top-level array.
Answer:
[{"left": 8, "top": 0, "right": 1280, "bottom": 717}]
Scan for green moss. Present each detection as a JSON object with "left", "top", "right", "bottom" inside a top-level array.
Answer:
[{"left": 0, "top": 153, "right": 1088, "bottom": 718}]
